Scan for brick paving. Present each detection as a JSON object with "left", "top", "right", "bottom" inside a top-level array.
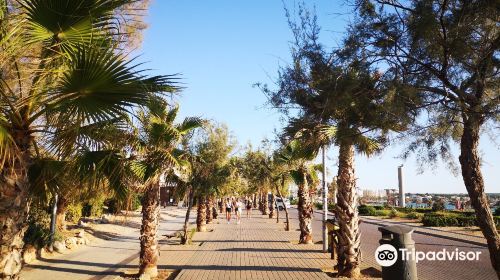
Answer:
[
  {"left": 20, "top": 207, "right": 498, "bottom": 280},
  {"left": 174, "top": 211, "right": 333, "bottom": 280}
]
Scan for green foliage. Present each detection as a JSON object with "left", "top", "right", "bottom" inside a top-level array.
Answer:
[
  {"left": 66, "top": 203, "right": 83, "bottom": 223},
  {"left": 23, "top": 205, "right": 62, "bottom": 248},
  {"left": 494, "top": 207, "right": 500, "bottom": 216},
  {"left": 290, "top": 198, "right": 298, "bottom": 205},
  {"left": 422, "top": 213, "right": 500, "bottom": 227},
  {"left": 388, "top": 208, "right": 399, "bottom": 218},
  {"left": 405, "top": 212, "right": 423, "bottom": 220},
  {"left": 358, "top": 205, "right": 377, "bottom": 216},
  {"left": 432, "top": 200, "right": 445, "bottom": 212}
]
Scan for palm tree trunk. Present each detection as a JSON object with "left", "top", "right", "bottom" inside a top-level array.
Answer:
[
  {"left": 139, "top": 182, "right": 160, "bottom": 278},
  {"left": 277, "top": 177, "right": 290, "bottom": 231},
  {"left": 459, "top": 115, "right": 500, "bottom": 278},
  {"left": 206, "top": 196, "right": 213, "bottom": 224},
  {"left": 335, "top": 142, "right": 361, "bottom": 278},
  {"left": 275, "top": 194, "right": 280, "bottom": 223},
  {"left": 196, "top": 196, "right": 207, "bottom": 232},
  {"left": 56, "top": 196, "right": 68, "bottom": 232},
  {"left": 181, "top": 187, "right": 194, "bottom": 245},
  {"left": 298, "top": 171, "right": 313, "bottom": 244},
  {"left": 0, "top": 132, "right": 31, "bottom": 279},
  {"left": 269, "top": 193, "right": 275, "bottom": 218},
  {"left": 262, "top": 192, "right": 269, "bottom": 215}
]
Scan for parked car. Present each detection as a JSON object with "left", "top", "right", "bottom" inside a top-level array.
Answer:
[{"left": 276, "top": 198, "right": 291, "bottom": 210}]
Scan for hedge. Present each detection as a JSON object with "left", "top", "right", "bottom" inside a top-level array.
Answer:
[{"left": 422, "top": 212, "right": 500, "bottom": 227}]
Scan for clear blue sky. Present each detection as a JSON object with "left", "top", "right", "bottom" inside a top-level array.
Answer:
[{"left": 139, "top": 0, "right": 499, "bottom": 194}]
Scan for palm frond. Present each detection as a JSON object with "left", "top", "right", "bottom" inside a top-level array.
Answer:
[
  {"left": 177, "top": 117, "right": 204, "bottom": 135},
  {"left": 74, "top": 149, "right": 129, "bottom": 199},
  {"left": 28, "top": 158, "right": 66, "bottom": 204},
  {"left": 19, "top": 0, "right": 134, "bottom": 52},
  {"left": 0, "top": 115, "right": 15, "bottom": 168},
  {"left": 354, "top": 135, "right": 382, "bottom": 156},
  {"left": 43, "top": 47, "right": 177, "bottom": 125}
]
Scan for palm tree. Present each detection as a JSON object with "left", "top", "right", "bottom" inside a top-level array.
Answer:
[
  {"left": 131, "top": 101, "right": 202, "bottom": 277},
  {"left": 0, "top": 1, "right": 173, "bottom": 277},
  {"left": 276, "top": 140, "right": 320, "bottom": 244}
]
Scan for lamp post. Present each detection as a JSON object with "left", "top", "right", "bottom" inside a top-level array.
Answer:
[
  {"left": 322, "top": 147, "right": 328, "bottom": 252},
  {"left": 398, "top": 165, "right": 405, "bottom": 208}
]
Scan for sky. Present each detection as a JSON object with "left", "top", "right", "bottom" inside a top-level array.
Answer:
[{"left": 138, "top": 0, "right": 499, "bottom": 194}]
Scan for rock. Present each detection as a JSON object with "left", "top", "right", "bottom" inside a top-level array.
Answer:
[
  {"left": 100, "top": 215, "right": 110, "bottom": 224},
  {"left": 23, "top": 245, "right": 37, "bottom": 264},
  {"left": 37, "top": 247, "right": 51, "bottom": 258},
  {"left": 78, "top": 220, "right": 88, "bottom": 227},
  {"left": 53, "top": 241, "right": 66, "bottom": 253},
  {"left": 65, "top": 237, "right": 78, "bottom": 249}
]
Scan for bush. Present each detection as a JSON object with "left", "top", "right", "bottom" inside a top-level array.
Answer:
[
  {"left": 290, "top": 198, "right": 298, "bottom": 205},
  {"left": 422, "top": 212, "right": 500, "bottom": 227},
  {"left": 23, "top": 205, "right": 62, "bottom": 248},
  {"left": 388, "top": 208, "right": 399, "bottom": 218},
  {"left": 314, "top": 202, "right": 323, "bottom": 210},
  {"left": 375, "top": 209, "right": 391, "bottom": 216},
  {"left": 374, "top": 205, "right": 385, "bottom": 210},
  {"left": 422, "top": 213, "right": 475, "bottom": 227},
  {"left": 405, "top": 212, "right": 422, "bottom": 220},
  {"left": 432, "top": 200, "right": 445, "bottom": 211},
  {"left": 327, "top": 203, "right": 336, "bottom": 212},
  {"left": 359, "top": 205, "right": 377, "bottom": 216},
  {"left": 66, "top": 203, "right": 83, "bottom": 223}
]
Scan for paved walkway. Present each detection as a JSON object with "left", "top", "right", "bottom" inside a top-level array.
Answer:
[
  {"left": 20, "top": 207, "right": 193, "bottom": 280},
  {"left": 20, "top": 207, "right": 498, "bottom": 280},
  {"left": 174, "top": 212, "right": 333, "bottom": 280}
]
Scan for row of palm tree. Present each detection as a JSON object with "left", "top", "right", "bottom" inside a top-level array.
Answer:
[
  {"left": 260, "top": 1, "right": 500, "bottom": 278},
  {"left": 0, "top": 1, "right": 206, "bottom": 278}
]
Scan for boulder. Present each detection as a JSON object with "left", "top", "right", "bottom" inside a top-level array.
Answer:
[
  {"left": 23, "top": 245, "right": 37, "bottom": 264},
  {"left": 37, "top": 247, "right": 51, "bottom": 258},
  {"left": 65, "top": 237, "right": 78, "bottom": 249},
  {"left": 53, "top": 241, "right": 66, "bottom": 253},
  {"left": 78, "top": 220, "right": 88, "bottom": 227}
]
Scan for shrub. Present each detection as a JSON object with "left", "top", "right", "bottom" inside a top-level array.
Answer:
[
  {"left": 421, "top": 212, "right": 500, "bottom": 227},
  {"left": 374, "top": 209, "right": 391, "bottom": 216},
  {"left": 422, "top": 213, "right": 474, "bottom": 227},
  {"left": 314, "top": 202, "right": 323, "bottom": 210},
  {"left": 23, "top": 205, "right": 63, "bottom": 248},
  {"left": 327, "top": 203, "right": 336, "bottom": 212},
  {"left": 290, "top": 198, "right": 298, "bottom": 205},
  {"left": 66, "top": 203, "right": 83, "bottom": 223},
  {"left": 432, "top": 200, "right": 445, "bottom": 211},
  {"left": 358, "top": 205, "right": 377, "bottom": 216},
  {"left": 415, "top": 208, "right": 433, "bottom": 214},
  {"left": 405, "top": 212, "right": 422, "bottom": 220},
  {"left": 388, "top": 208, "right": 399, "bottom": 218},
  {"left": 374, "top": 205, "right": 385, "bottom": 210}
]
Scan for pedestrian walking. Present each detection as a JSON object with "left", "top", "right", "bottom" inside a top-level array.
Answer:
[
  {"left": 225, "top": 198, "right": 232, "bottom": 224},
  {"left": 246, "top": 199, "right": 252, "bottom": 218}
]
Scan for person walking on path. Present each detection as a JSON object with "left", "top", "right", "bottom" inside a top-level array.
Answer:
[
  {"left": 235, "top": 198, "right": 243, "bottom": 224},
  {"left": 246, "top": 199, "right": 252, "bottom": 219},
  {"left": 225, "top": 198, "right": 232, "bottom": 224}
]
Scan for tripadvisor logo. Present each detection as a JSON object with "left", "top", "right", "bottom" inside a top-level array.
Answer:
[{"left": 375, "top": 244, "right": 482, "bottom": 267}]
